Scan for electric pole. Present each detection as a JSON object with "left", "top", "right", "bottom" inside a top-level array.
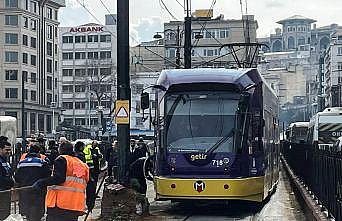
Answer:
[
  {"left": 21, "top": 72, "right": 26, "bottom": 151},
  {"left": 184, "top": 0, "right": 191, "bottom": 69},
  {"left": 176, "top": 26, "right": 181, "bottom": 69},
  {"left": 117, "top": 0, "right": 131, "bottom": 185}
]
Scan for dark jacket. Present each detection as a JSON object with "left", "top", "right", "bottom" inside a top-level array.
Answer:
[
  {"left": 0, "top": 155, "right": 14, "bottom": 191},
  {"left": 14, "top": 153, "right": 51, "bottom": 217},
  {"left": 106, "top": 148, "right": 118, "bottom": 166},
  {"left": 75, "top": 151, "right": 86, "bottom": 163}
]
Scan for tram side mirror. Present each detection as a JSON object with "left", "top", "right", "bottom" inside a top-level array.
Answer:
[{"left": 141, "top": 92, "right": 150, "bottom": 110}]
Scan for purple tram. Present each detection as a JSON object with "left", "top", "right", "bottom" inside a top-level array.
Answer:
[{"left": 142, "top": 68, "right": 280, "bottom": 202}]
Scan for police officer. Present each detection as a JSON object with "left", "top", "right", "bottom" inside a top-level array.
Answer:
[
  {"left": 15, "top": 144, "right": 51, "bottom": 221},
  {"left": 0, "top": 137, "right": 14, "bottom": 220},
  {"left": 33, "top": 142, "right": 90, "bottom": 221}
]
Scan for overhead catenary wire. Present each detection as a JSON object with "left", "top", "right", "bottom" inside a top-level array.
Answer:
[{"left": 159, "top": 0, "right": 179, "bottom": 21}]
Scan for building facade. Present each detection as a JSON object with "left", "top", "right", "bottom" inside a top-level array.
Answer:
[
  {"left": 163, "top": 11, "right": 258, "bottom": 69},
  {"left": 324, "top": 30, "right": 342, "bottom": 107},
  {"left": 59, "top": 15, "right": 117, "bottom": 138},
  {"left": 0, "top": 0, "right": 65, "bottom": 137}
]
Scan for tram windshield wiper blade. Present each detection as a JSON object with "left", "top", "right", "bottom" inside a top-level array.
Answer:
[{"left": 205, "top": 129, "right": 235, "bottom": 155}]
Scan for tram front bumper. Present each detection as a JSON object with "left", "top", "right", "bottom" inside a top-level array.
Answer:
[{"left": 154, "top": 176, "right": 265, "bottom": 202}]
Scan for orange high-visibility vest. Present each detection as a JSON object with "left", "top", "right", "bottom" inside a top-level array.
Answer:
[
  {"left": 46, "top": 155, "right": 89, "bottom": 212},
  {"left": 20, "top": 153, "right": 47, "bottom": 161}
]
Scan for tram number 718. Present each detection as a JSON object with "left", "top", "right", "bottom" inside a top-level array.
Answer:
[{"left": 212, "top": 159, "right": 224, "bottom": 167}]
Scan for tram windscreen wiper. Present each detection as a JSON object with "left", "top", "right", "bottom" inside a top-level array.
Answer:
[{"left": 205, "top": 129, "right": 235, "bottom": 155}]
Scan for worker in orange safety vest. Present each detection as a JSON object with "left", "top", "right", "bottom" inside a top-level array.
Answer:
[{"left": 32, "top": 142, "right": 90, "bottom": 221}]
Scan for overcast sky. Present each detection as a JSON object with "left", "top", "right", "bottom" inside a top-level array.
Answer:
[{"left": 59, "top": 0, "right": 342, "bottom": 43}]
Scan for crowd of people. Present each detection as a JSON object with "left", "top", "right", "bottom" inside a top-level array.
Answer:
[{"left": 0, "top": 135, "right": 151, "bottom": 221}]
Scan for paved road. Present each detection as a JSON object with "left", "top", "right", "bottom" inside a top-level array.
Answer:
[{"left": 144, "top": 167, "right": 307, "bottom": 221}]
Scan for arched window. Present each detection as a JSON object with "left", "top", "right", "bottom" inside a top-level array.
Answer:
[
  {"left": 288, "top": 36, "right": 295, "bottom": 49},
  {"left": 272, "top": 40, "right": 282, "bottom": 52}
]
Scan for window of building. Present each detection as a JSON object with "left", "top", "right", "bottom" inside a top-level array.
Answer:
[
  {"left": 166, "top": 48, "right": 176, "bottom": 58},
  {"left": 88, "top": 68, "right": 98, "bottom": 76},
  {"left": 5, "top": 33, "right": 18, "bottom": 44},
  {"left": 136, "top": 117, "right": 143, "bottom": 126},
  {"left": 75, "top": 52, "right": 86, "bottom": 59},
  {"left": 5, "top": 51, "right": 18, "bottom": 62},
  {"left": 5, "top": 88, "right": 18, "bottom": 98},
  {"left": 338, "top": 62, "right": 342, "bottom": 70},
  {"left": 47, "top": 25, "right": 53, "bottom": 39},
  {"left": 31, "top": 90, "right": 36, "bottom": 101},
  {"left": 62, "top": 36, "right": 73, "bottom": 43},
  {"left": 62, "top": 69, "right": 73, "bottom": 76},
  {"left": 205, "top": 29, "right": 216, "bottom": 39},
  {"left": 25, "top": 0, "right": 28, "bottom": 10},
  {"left": 75, "top": 118, "right": 86, "bottom": 126},
  {"left": 88, "top": 35, "right": 98, "bottom": 42},
  {"left": 55, "top": 61, "right": 58, "bottom": 71},
  {"left": 101, "top": 101, "right": 112, "bottom": 109},
  {"left": 99, "top": 51, "right": 111, "bottom": 59},
  {"left": 219, "top": 29, "right": 229, "bottom": 38},
  {"left": 30, "top": 1, "right": 36, "bottom": 13},
  {"left": 22, "top": 71, "right": 28, "bottom": 82},
  {"left": 62, "top": 85, "right": 73, "bottom": 93},
  {"left": 75, "top": 102, "right": 86, "bottom": 109},
  {"left": 100, "top": 35, "right": 111, "bottom": 42},
  {"left": 75, "top": 69, "right": 86, "bottom": 76},
  {"left": 5, "top": 70, "right": 18, "bottom": 80},
  {"left": 22, "top": 53, "right": 28, "bottom": 64},
  {"left": 31, "top": 55, "right": 36, "bottom": 66},
  {"left": 90, "top": 118, "right": 98, "bottom": 126},
  {"left": 30, "top": 72, "right": 36, "bottom": 84},
  {"left": 47, "top": 93, "right": 52, "bottom": 105},
  {"left": 5, "top": 111, "right": 17, "bottom": 119},
  {"left": 88, "top": 52, "right": 98, "bottom": 59},
  {"left": 23, "top": 16, "right": 28, "bottom": 28},
  {"left": 5, "top": 15, "right": 18, "bottom": 26},
  {"left": 30, "top": 19, "right": 37, "bottom": 31},
  {"left": 46, "top": 7, "right": 53, "bottom": 19},
  {"left": 47, "top": 59, "right": 52, "bottom": 73},
  {"left": 30, "top": 37, "right": 36, "bottom": 48},
  {"left": 338, "top": 47, "right": 342, "bottom": 55},
  {"left": 62, "top": 102, "right": 73, "bottom": 109},
  {"left": 23, "top": 35, "right": 28, "bottom": 46},
  {"left": 47, "top": 42, "right": 52, "bottom": 56},
  {"left": 75, "top": 35, "right": 86, "bottom": 43},
  {"left": 24, "top": 89, "right": 28, "bottom": 100},
  {"left": 62, "top": 52, "right": 73, "bottom": 60},
  {"left": 54, "top": 44, "right": 58, "bottom": 55},
  {"left": 75, "top": 85, "right": 86, "bottom": 92},
  {"left": 203, "top": 49, "right": 218, "bottom": 57},
  {"left": 100, "top": 68, "right": 111, "bottom": 75},
  {"left": 136, "top": 101, "right": 141, "bottom": 113},
  {"left": 54, "top": 77, "right": 57, "bottom": 89},
  {"left": 5, "top": 0, "right": 18, "bottom": 7},
  {"left": 30, "top": 113, "right": 36, "bottom": 132}
]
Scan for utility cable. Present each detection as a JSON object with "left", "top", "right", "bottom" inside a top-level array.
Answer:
[{"left": 159, "top": 0, "right": 179, "bottom": 21}]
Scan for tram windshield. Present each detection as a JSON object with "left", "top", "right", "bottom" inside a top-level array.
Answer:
[{"left": 165, "top": 91, "right": 240, "bottom": 153}]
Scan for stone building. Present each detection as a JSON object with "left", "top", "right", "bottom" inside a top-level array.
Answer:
[{"left": 0, "top": 0, "right": 65, "bottom": 137}]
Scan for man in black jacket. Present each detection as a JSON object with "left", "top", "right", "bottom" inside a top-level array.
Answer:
[
  {"left": 15, "top": 144, "right": 51, "bottom": 221},
  {"left": 0, "top": 137, "right": 14, "bottom": 220}
]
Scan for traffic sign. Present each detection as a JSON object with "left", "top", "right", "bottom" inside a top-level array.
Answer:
[{"left": 115, "top": 100, "right": 130, "bottom": 124}]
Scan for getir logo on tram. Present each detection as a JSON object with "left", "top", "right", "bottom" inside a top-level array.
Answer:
[{"left": 190, "top": 153, "right": 207, "bottom": 161}]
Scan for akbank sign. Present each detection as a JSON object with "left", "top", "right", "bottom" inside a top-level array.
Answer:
[{"left": 69, "top": 26, "right": 104, "bottom": 33}]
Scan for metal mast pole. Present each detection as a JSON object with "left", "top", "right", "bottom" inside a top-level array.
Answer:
[
  {"left": 117, "top": 0, "right": 131, "bottom": 184},
  {"left": 184, "top": 0, "right": 191, "bottom": 69}
]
